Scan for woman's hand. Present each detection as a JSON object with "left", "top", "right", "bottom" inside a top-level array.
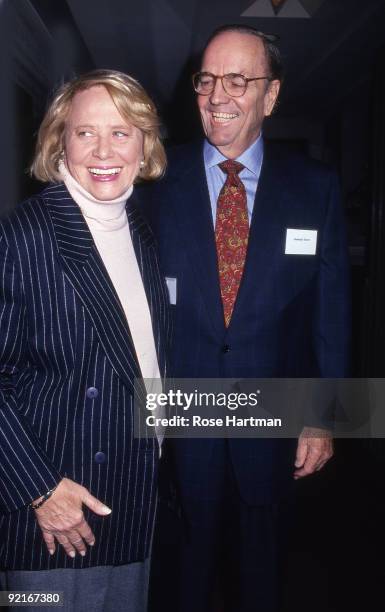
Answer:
[{"left": 33, "top": 477, "right": 111, "bottom": 558}]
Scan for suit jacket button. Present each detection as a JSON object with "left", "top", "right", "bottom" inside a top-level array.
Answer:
[
  {"left": 222, "top": 345, "right": 231, "bottom": 353},
  {"left": 86, "top": 386, "right": 99, "bottom": 399},
  {"left": 94, "top": 451, "right": 106, "bottom": 464}
]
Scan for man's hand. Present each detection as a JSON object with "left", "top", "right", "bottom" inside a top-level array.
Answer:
[
  {"left": 33, "top": 477, "right": 111, "bottom": 558},
  {"left": 294, "top": 427, "right": 333, "bottom": 479}
]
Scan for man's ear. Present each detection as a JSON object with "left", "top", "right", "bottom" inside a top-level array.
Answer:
[{"left": 264, "top": 79, "right": 281, "bottom": 116}]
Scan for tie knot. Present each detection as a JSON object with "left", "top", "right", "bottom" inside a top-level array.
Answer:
[{"left": 219, "top": 160, "right": 244, "bottom": 176}]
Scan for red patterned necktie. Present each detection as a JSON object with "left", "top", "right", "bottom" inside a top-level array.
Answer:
[{"left": 215, "top": 160, "right": 249, "bottom": 327}]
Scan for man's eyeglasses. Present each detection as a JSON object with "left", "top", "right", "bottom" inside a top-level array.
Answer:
[{"left": 192, "top": 72, "right": 272, "bottom": 98}]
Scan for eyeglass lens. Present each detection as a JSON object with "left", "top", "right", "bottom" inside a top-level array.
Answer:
[{"left": 194, "top": 73, "right": 247, "bottom": 96}]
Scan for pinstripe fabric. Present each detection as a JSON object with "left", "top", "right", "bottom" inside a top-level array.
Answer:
[{"left": 0, "top": 183, "right": 171, "bottom": 570}]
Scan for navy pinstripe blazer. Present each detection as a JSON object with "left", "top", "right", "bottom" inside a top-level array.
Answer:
[{"left": 0, "top": 183, "right": 170, "bottom": 570}]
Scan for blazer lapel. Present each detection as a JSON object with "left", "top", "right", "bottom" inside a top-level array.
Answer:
[
  {"left": 44, "top": 184, "right": 142, "bottom": 392},
  {"left": 127, "top": 191, "right": 169, "bottom": 379},
  {"left": 169, "top": 143, "right": 225, "bottom": 337}
]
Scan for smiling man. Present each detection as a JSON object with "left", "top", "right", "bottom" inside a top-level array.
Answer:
[
  {"left": 196, "top": 30, "right": 280, "bottom": 159},
  {"left": 143, "top": 24, "right": 351, "bottom": 612}
]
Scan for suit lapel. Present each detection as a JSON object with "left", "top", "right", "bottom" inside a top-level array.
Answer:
[
  {"left": 44, "top": 183, "right": 142, "bottom": 391},
  {"left": 169, "top": 143, "right": 225, "bottom": 336},
  {"left": 229, "top": 145, "right": 287, "bottom": 326}
]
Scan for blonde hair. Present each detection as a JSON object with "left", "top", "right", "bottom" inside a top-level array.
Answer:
[{"left": 31, "top": 69, "right": 166, "bottom": 183}]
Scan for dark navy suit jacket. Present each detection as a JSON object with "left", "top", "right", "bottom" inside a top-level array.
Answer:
[
  {"left": 142, "top": 140, "right": 351, "bottom": 505},
  {"left": 0, "top": 183, "right": 171, "bottom": 570}
]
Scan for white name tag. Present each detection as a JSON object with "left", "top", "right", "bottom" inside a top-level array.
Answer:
[
  {"left": 165, "top": 277, "right": 177, "bottom": 305},
  {"left": 285, "top": 229, "right": 317, "bottom": 255}
]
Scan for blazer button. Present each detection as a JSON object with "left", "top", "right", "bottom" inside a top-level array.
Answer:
[
  {"left": 94, "top": 451, "right": 106, "bottom": 464},
  {"left": 221, "top": 344, "right": 231, "bottom": 354},
  {"left": 86, "top": 386, "right": 99, "bottom": 399}
]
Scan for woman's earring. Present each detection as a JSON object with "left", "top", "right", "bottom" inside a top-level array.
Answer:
[{"left": 140, "top": 159, "right": 145, "bottom": 170}]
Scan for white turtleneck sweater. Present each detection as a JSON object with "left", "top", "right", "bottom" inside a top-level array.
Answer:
[{"left": 59, "top": 162, "right": 161, "bottom": 398}]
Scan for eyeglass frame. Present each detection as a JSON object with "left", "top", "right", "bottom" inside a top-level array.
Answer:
[{"left": 192, "top": 71, "right": 273, "bottom": 97}]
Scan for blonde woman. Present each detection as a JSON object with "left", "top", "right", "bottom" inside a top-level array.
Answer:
[{"left": 0, "top": 70, "right": 170, "bottom": 611}]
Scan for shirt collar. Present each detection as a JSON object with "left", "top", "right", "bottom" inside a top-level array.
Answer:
[{"left": 203, "top": 133, "right": 264, "bottom": 176}]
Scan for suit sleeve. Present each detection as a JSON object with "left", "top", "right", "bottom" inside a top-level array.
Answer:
[
  {"left": 0, "top": 233, "right": 62, "bottom": 513},
  {"left": 304, "top": 172, "right": 352, "bottom": 429},
  {"left": 314, "top": 171, "right": 351, "bottom": 376}
]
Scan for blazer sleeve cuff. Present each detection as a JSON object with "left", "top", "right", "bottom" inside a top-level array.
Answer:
[{"left": 0, "top": 395, "right": 62, "bottom": 513}]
